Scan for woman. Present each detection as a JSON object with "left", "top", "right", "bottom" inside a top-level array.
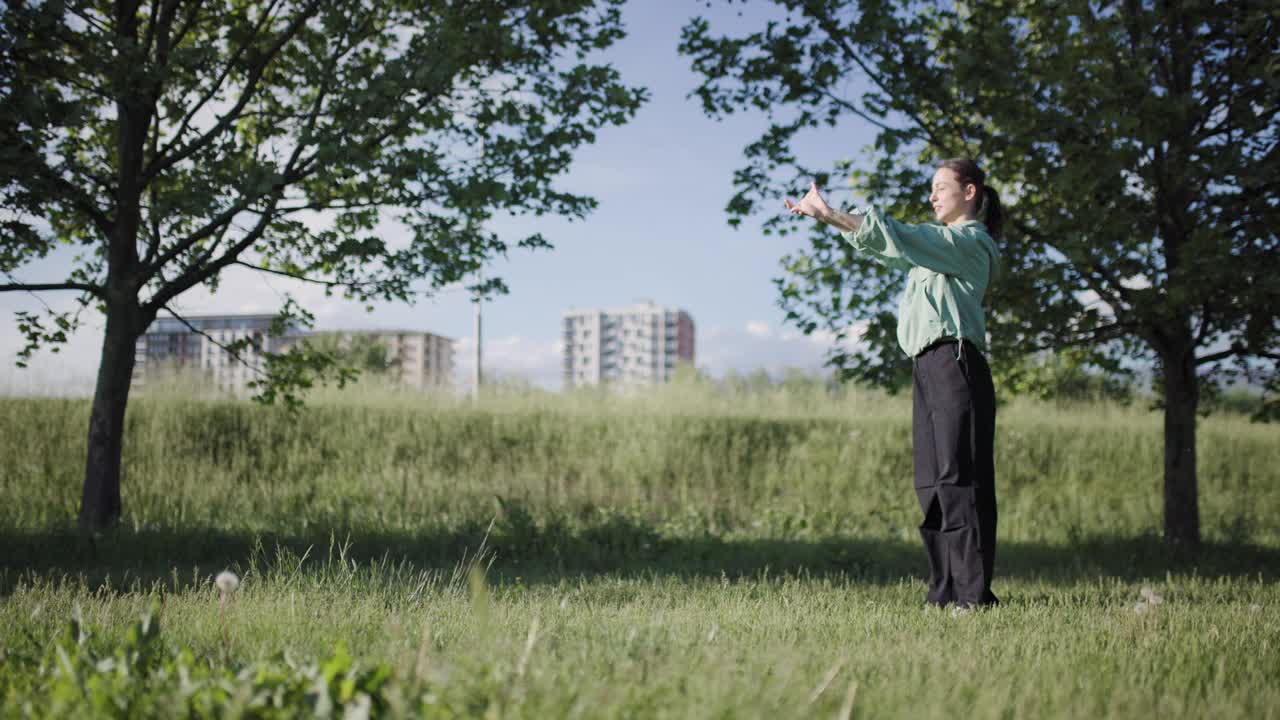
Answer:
[{"left": 785, "top": 159, "right": 1004, "bottom": 610}]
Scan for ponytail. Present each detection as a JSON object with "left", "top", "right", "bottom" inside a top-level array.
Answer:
[
  {"left": 980, "top": 185, "right": 1004, "bottom": 240},
  {"left": 937, "top": 157, "right": 1004, "bottom": 240}
]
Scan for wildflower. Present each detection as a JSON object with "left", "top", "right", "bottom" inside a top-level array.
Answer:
[
  {"left": 346, "top": 694, "right": 372, "bottom": 719},
  {"left": 1139, "top": 586, "right": 1163, "bottom": 605},
  {"left": 215, "top": 571, "right": 240, "bottom": 595},
  {"left": 215, "top": 571, "right": 239, "bottom": 663},
  {"left": 1133, "top": 601, "right": 1149, "bottom": 615}
]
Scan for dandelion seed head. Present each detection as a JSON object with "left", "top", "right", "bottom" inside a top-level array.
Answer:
[
  {"left": 347, "top": 693, "right": 372, "bottom": 719},
  {"left": 215, "top": 571, "right": 240, "bottom": 594}
]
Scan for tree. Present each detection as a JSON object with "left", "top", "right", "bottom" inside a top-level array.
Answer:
[
  {"left": 1, "top": 0, "right": 645, "bottom": 532},
  {"left": 993, "top": 347, "right": 1135, "bottom": 406},
  {"left": 302, "top": 332, "right": 394, "bottom": 375},
  {"left": 681, "top": 0, "right": 1279, "bottom": 547}
]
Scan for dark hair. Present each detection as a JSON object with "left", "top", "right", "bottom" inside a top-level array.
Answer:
[{"left": 937, "top": 158, "right": 1004, "bottom": 240}]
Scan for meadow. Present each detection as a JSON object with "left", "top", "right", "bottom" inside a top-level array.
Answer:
[{"left": 1, "top": 377, "right": 1277, "bottom": 718}]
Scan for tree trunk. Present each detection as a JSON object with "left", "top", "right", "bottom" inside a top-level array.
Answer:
[
  {"left": 78, "top": 304, "right": 143, "bottom": 534},
  {"left": 1161, "top": 341, "right": 1200, "bottom": 549}
]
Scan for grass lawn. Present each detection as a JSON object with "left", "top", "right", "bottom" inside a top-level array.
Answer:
[{"left": 1, "top": 384, "right": 1277, "bottom": 717}]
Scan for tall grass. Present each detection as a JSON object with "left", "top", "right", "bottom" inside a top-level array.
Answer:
[
  {"left": 3, "top": 374, "right": 1275, "bottom": 547},
  {"left": 2, "top": 378, "right": 1278, "bottom": 718}
]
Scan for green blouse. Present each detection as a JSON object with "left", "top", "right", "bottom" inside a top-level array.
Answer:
[{"left": 841, "top": 209, "right": 1000, "bottom": 358}]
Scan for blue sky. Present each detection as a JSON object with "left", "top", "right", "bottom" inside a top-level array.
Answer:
[{"left": 0, "top": 2, "right": 883, "bottom": 394}]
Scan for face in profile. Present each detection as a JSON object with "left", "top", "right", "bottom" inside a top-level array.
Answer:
[{"left": 929, "top": 168, "right": 977, "bottom": 224}]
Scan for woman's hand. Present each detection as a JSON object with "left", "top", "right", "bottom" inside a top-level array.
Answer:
[
  {"left": 784, "top": 181, "right": 865, "bottom": 234},
  {"left": 784, "top": 181, "right": 832, "bottom": 219}
]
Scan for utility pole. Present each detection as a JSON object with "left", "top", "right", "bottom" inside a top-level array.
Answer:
[{"left": 473, "top": 270, "right": 482, "bottom": 401}]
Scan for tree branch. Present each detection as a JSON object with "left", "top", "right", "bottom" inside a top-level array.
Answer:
[
  {"left": 1197, "top": 343, "right": 1280, "bottom": 366},
  {"left": 145, "top": 0, "right": 317, "bottom": 182},
  {"left": 10, "top": 140, "right": 114, "bottom": 238},
  {"left": 1013, "top": 218, "right": 1133, "bottom": 316},
  {"left": 152, "top": 0, "right": 285, "bottom": 161},
  {"left": 806, "top": 7, "right": 958, "bottom": 156},
  {"left": 0, "top": 282, "right": 104, "bottom": 296},
  {"left": 144, "top": 183, "right": 290, "bottom": 314},
  {"left": 234, "top": 260, "right": 446, "bottom": 296},
  {"left": 146, "top": 0, "right": 185, "bottom": 70},
  {"left": 815, "top": 87, "right": 897, "bottom": 133},
  {"left": 167, "top": 0, "right": 208, "bottom": 51},
  {"left": 142, "top": 93, "right": 332, "bottom": 278},
  {"left": 274, "top": 199, "right": 392, "bottom": 212},
  {"left": 141, "top": 0, "right": 163, "bottom": 60},
  {"left": 67, "top": 6, "right": 112, "bottom": 35},
  {"left": 1192, "top": 303, "right": 1218, "bottom": 347},
  {"left": 160, "top": 304, "right": 267, "bottom": 377},
  {"left": 143, "top": 3, "right": 364, "bottom": 277},
  {"left": 232, "top": 260, "right": 339, "bottom": 286},
  {"left": 1019, "top": 321, "right": 1131, "bottom": 354}
]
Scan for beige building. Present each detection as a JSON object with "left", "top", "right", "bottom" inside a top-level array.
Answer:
[
  {"left": 328, "top": 329, "right": 455, "bottom": 390},
  {"left": 135, "top": 314, "right": 454, "bottom": 393}
]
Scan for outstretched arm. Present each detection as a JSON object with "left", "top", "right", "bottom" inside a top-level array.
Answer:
[
  {"left": 784, "top": 182, "right": 865, "bottom": 233},
  {"left": 786, "top": 181, "right": 993, "bottom": 281}
]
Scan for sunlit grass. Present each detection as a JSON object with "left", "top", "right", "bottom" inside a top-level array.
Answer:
[{"left": 1, "top": 376, "right": 1277, "bottom": 717}]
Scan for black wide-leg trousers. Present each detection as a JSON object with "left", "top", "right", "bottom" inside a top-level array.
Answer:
[{"left": 912, "top": 339, "right": 998, "bottom": 608}]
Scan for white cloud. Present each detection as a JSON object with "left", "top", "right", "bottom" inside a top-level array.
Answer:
[
  {"left": 745, "top": 320, "right": 771, "bottom": 338},
  {"left": 809, "top": 322, "right": 868, "bottom": 349},
  {"left": 696, "top": 322, "right": 868, "bottom": 378}
]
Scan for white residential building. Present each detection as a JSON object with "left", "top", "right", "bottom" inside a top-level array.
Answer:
[{"left": 562, "top": 302, "right": 695, "bottom": 388}]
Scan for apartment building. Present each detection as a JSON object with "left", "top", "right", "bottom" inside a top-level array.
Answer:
[
  {"left": 134, "top": 314, "right": 453, "bottom": 393},
  {"left": 134, "top": 314, "right": 293, "bottom": 393},
  {"left": 313, "top": 329, "right": 455, "bottom": 390},
  {"left": 562, "top": 302, "right": 694, "bottom": 388}
]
